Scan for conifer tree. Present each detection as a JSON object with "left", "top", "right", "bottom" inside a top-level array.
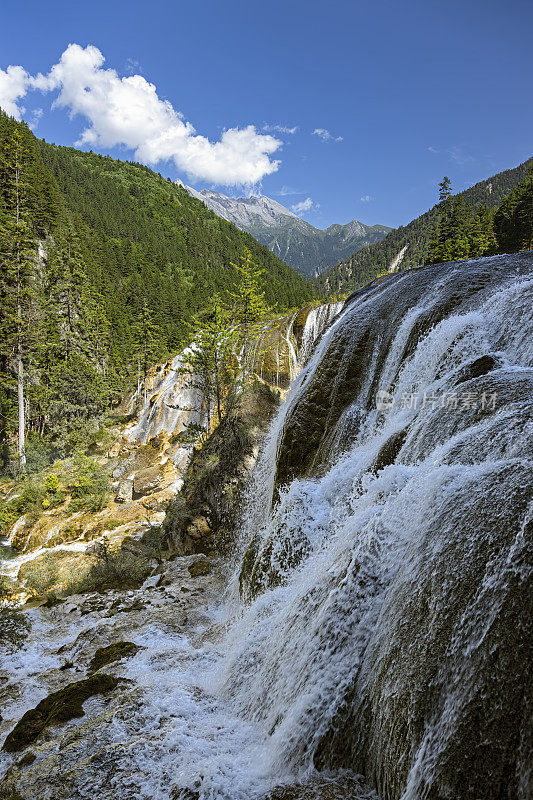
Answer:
[
  {"left": 0, "top": 129, "right": 37, "bottom": 470},
  {"left": 228, "top": 248, "right": 270, "bottom": 384},
  {"left": 494, "top": 164, "right": 533, "bottom": 252},
  {"left": 133, "top": 301, "right": 165, "bottom": 401}
]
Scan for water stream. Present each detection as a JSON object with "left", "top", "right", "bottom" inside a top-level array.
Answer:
[{"left": 1, "top": 257, "right": 531, "bottom": 799}]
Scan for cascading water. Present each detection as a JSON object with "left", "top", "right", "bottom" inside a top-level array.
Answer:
[
  {"left": 1, "top": 259, "right": 531, "bottom": 800},
  {"left": 127, "top": 349, "right": 208, "bottom": 447},
  {"left": 299, "top": 302, "right": 343, "bottom": 364},
  {"left": 219, "top": 253, "right": 533, "bottom": 800}
]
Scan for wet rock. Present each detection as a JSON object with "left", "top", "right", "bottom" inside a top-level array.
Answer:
[
  {"left": 17, "top": 751, "right": 36, "bottom": 768},
  {"left": 88, "top": 641, "right": 141, "bottom": 673},
  {"left": 187, "top": 559, "right": 212, "bottom": 578},
  {"left": 41, "top": 594, "right": 62, "bottom": 608},
  {"left": 454, "top": 353, "right": 502, "bottom": 385},
  {"left": 2, "top": 674, "right": 119, "bottom": 752},
  {"left": 133, "top": 463, "right": 175, "bottom": 497},
  {"left": 163, "top": 382, "right": 279, "bottom": 556}
]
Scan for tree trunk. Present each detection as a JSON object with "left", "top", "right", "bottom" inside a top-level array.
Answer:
[{"left": 17, "top": 332, "right": 26, "bottom": 470}]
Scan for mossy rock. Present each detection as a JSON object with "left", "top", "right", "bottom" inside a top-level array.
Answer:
[
  {"left": 2, "top": 673, "right": 119, "bottom": 752},
  {"left": 187, "top": 559, "right": 212, "bottom": 578},
  {"left": 88, "top": 641, "right": 140, "bottom": 672}
]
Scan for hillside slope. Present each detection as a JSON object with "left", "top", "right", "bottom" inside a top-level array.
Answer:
[
  {"left": 315, "top": 158, "right": 532, "bottom": 295},
  {"left": 0, "top": 111, "right": 314, "bottom": 466},
  {"left": 179, "top": 183, "right": 392, "bottom": 276}
]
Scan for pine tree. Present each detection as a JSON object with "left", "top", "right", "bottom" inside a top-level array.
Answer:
[
  {"left": 227, "top": 248, "right": 270, "bottom": 384},
  {"left": 438, "top": 176, "right": 452, "bottom": 202},
  {"left": 179, "top": 295, "right": 235, "bottom": 429},
  {"left": 132, "top": 301, "right": 165, "bottom": 401},
  {"left": 0, "top": 129, "right": 37, "bottom": 470},
  {"left": 494, "top": 164, "right": 533, "bottom": 253}
]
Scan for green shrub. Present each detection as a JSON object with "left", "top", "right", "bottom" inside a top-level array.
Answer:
[
  {"left": 23, "top": 552, "right": 60, "bottom": 595},
  {"left": 45, "top": 473, "right": 59, "bottom": 493},
  {"left": 0, "top": 576, "right": 31, "bottom": 651},
  {"left": 65, "top": 539, "right": 152, "bottom": 594},
  {"left": 68, "top": 455, "right": 110, "bottom": 510},
  {"left": 0, "top": 501, "right": 19, "bottom": 536}
]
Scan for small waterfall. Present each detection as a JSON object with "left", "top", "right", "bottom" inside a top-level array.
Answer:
[
  {"left": 299, "top": 302, "right": 343, "bottom": 364},
  {"left": 251, "top": 302, "right": 343, "bottom": 390},
  {"left": 127, "top": 349, "right": 208, "bottom": 448},
  {"left": 219, "top": 253, "right": 533, "bottom": 800}
]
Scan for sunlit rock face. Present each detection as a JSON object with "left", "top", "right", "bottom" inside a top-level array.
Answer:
[{"left": 227, "top": 253, "right": 533, "bottom": 800}]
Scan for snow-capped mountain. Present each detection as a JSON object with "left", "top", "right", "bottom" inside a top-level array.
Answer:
[{"left": 176, "top": 181, "right": 392, "bottom": 276}]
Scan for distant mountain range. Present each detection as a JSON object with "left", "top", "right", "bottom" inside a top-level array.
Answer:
[
  {"left": 176, "top": 181, "right": 392, "bottom": 276},
  {"left": 314, "top": 157, "right": 533, "bottom": 297}
]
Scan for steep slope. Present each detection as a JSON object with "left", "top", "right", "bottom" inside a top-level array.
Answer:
[
  {"left": 178, "top": 182, "right": 392, "bottom": 276},
  {"left": 0, "top": 111, "right": 314, "bottom": 465},
  {"left": 315, "top": 157, "right": 532, "bottom": 295}
]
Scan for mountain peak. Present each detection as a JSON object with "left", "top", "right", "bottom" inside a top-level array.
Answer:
[{"left": 176, "top": 182, "right": 391, "bottom": 275}]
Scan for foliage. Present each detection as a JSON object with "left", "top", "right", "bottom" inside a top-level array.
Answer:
[
  {"left": 22, "top": 551, "right": 60, "bottom": 594},
  {"left": 66, "top": 536, "right": 152, "bottom": 593},
  {"left": 493, "top": 163, "right": 533, "bottom": 253},
  {"left": 315, "top": 158, "right": 532, "bottom": 296},
  {"left": 67, "top": 454, "right": 110, "bottom": 511},
  {"left": 426, "top": 181, "right": 498, "bottom": 265},
  {"left": 0, "top": 109, "right": 314, "bottom": 474}
]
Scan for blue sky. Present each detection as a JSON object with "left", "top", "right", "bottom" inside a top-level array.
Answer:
[{"left": 0, "top": 0, "right": 531, "bottom": 229}]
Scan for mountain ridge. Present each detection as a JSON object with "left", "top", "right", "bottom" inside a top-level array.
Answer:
[
  {"left": 315, "top": 157, "right": 533, "bottom": 295},
  {"left": 177, "top": 181, "right": 392, "bottom": 276}
]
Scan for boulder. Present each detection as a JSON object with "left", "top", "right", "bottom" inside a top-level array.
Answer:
[
  {"left": 115, "top": 478, "right": 133, "bottom": 504},
  {"left": 88, "top": 641, "right": 140, "bottom": 672},
  {"left": 133, "top": 463, "right": 175, "bottom": 498},
  {"left": 2, "top": 674, "right": 119, "bottom": 752}
]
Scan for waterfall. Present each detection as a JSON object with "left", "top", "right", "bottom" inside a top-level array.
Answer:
[
  {"left": 127, "top": 349, "right": 208, "bottom": 448},
  {"left": 3, "top": 263, "right": 530, "bottom": 800},
  {"left": 299, "top": 302, "right": 343, "bottom": 364},
  {"left": 218, "top": 253, "right": 533, "bottom": 800},
  {"left": 128, "top": 302, "right": 341, "bottom": 448}
]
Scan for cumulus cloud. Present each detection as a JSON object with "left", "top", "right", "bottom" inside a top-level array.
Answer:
[
  {"left": 2, "top": 44, "right": 282, "bottom": 186},
  {"left": 313, "top": 127, "right": 343, "bottom": 143},
  {"left": 263, "top": 123, "right": 298, "bottom": 135},
  {"left": 291, "top": 197, "right": 315, "bottom": 214},
  {"left": 0, "top": 65, "right": 31, "bottom": 120}
]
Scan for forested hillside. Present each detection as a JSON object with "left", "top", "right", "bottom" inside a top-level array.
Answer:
[
  {"left": 0, "top": 111, "right": 313, "bottom": 471},
  {"left": 315, "top": 158, "right": 532, "bottom": 295}
]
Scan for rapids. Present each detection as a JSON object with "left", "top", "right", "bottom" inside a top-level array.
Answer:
[{"left": 1, "top": 255, "right": 531, "bottom": 799}]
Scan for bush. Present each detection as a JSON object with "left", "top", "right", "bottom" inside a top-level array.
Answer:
[
  {"left": 68, "top": 454, "right": 110, "bottom": 511},
  {"left": 0, "top": 576, "right": 31, "bottom": 651},
  {"left": 45, "top": 473, "right": 59, "bottom": 493},
  {"left": 23, "top": 552, "right": 60, "bottom": 594},
  {"left": 65, "top": 538, "right": 152, "bottom": 593},
  {"left": 24, "top": 436, "right": 59, "bottom": 473}
]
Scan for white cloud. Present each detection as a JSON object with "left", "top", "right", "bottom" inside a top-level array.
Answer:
[
  {"left": 263, "top": 123, "right": 298, "bottom": 135},
  {"left": 278, "top": 184, "right": 302, "bottom": 196},
  {"left": 360, "top": 194, "right": 373, "bottom": 202},
  {"left": 313, "top": 127, "right": 343, "bottom": 143},
  {"left": 448, "top": 145, "right": 474, "bottom": 166},
  {"left": 291, "top": 196, "right": 314, "bottom": 214},
  {"left": 427, "top": 145, "right": 438, "bottom": 153},
  {"left": 28, "top": 107, "right": 43, "bottom": 131},
  {"left": 0, "top": 65, "right": 30, "bottom": 120},
  {"left": 7, "top": 44, "right": 282, "bottom": 187}
]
